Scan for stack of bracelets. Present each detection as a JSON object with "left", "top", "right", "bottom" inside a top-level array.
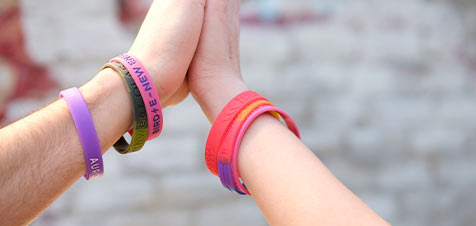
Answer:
[
  {"left": 59, "top": 53, "right": 163, "bottom": 180},
  {"left": 205, "top": 91, "right": 301, "bottom": 195},
  {"left": 59, "top": 53, "right": 300, "bottom": 194}
]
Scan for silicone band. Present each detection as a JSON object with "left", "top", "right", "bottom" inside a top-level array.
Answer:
[
  {"left": 218, "top": 100, "right": 278, "bottom": 164},
  {"left": 216, "top": 100, "right": 277, "bottom": 192},
  {"left": 205, "top": 91, "right": 266, "bottom": 176},
  {"left": 111, "top": 54, "right": 163, "bottom": 141},
  {"left": 237, "top": 100, "right": 280, "bottom": 121},
  {"left": 217, "top": 116, "right": 245, "bottom": 192},
  {"left": 101, "top": 62, "right": 148, "bottom": 154},
  {"left": 232, "top": 105, "right": 301, "bottom": 195},
  {"left": 60, "top": 88, "right": 104, "bottom": 180},
  {"left": 218, "top": 161, "right": 245, "bottom": 194}
]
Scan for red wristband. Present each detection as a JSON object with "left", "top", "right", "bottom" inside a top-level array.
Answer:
[
  {"left": 205, "top": 91, "right": 266, "bottom": 176},
  {"left": 216, "top": 100, "right": 278, "bottom": 191},
  {"left": 217, "top": 99, "right": 278, "bottom": 164}
]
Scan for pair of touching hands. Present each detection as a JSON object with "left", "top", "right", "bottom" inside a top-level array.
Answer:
[{"left": 128, "top": 0, "right": 247, "bottom": 122}]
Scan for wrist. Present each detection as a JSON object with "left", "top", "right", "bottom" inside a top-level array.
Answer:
[
  {"left": 191, "top": 75, "right": 248, "bottom": 123},
  {"left": 79, "top": 68, "right": 133, "bottom": 152},
  {"left": 125, "top": 51, "right": 171, "bottom": 106},
  {"left": 128, "top": 50, "right": 191, "bottom": 108}
]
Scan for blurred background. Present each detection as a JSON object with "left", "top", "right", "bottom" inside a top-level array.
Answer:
[{"left": 1, "top": 0, "right": 476, "bottom": 225}]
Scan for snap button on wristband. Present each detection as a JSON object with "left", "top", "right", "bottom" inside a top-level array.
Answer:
[{"left": 60, "top": 87, "right": 104, "bottom": 180}]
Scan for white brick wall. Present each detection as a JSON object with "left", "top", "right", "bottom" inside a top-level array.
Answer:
[{"left": 9, "top": 0, "right": 476, "bottom": 225}]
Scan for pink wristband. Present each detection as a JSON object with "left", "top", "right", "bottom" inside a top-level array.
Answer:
[
  {"left": 232, "top": 105, "right": 301, "bottom": 195},
  {"left": 111, "top": 54, "right": 163, "bottom": 141}
]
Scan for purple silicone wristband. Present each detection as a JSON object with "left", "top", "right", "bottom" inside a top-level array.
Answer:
[
  {"left": 60, "top": 87, "right": 104, "bottom": 180},
  {"left": 218, "top": 161, "right": 246, "bottom": 195}
]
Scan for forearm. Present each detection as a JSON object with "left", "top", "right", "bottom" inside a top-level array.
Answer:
[
  {"left": 239, "top": 115, "right": 388, "bottom": 225},
  {"left": 0, "top": 69, "right": 132, "bottom": 225},
  {"left": 196, "top": 81, "right": 389, "bottom": 225}
]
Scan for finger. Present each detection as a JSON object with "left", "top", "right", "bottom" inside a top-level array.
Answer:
[{"left": 192, "top": 0, "right": 241, "bottom": 72}]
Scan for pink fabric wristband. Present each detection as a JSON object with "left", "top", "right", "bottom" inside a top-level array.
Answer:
[
  {"left": 232, "top": 105, "right": 301, "bottom": 195},
  {"left": 111, "top": 54, "right": 163, "bottom": 141},
  {"left": 60, "top": 88, "right": 104, "bottom": 180}
]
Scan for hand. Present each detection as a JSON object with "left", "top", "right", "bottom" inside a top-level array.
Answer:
[
  {"left": 188, "top": 0, "right": 248, "bottom": 122},
  {"left": 128, "top": 0, "right": 206, "bottom": 107}
]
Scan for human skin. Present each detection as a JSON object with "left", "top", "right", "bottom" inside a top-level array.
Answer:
[
  {"left": 0, "top": 0, "right": 389, "bottom": 225},
  {"left": 188, "top": 0, "right": 389, "bottom": 225},
  {"left": 0, "top": 0, "right": 204, "bottom": 224}
]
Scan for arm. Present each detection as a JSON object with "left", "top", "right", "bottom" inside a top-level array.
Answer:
[
  {"left": 0, "top": 70, "right": 130, "bottom": 225},
  {"left": 199, "top": 85, "right": 388, "bottom": 226},
  {"left": 188, "top": 0, "right": 389, "bottom": 225},
  {"left": 239, "top": 114, "right": 388, "bottom": 226},
  {"left": 0, "top": 0, "right": 205, "bottom": 224}
]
